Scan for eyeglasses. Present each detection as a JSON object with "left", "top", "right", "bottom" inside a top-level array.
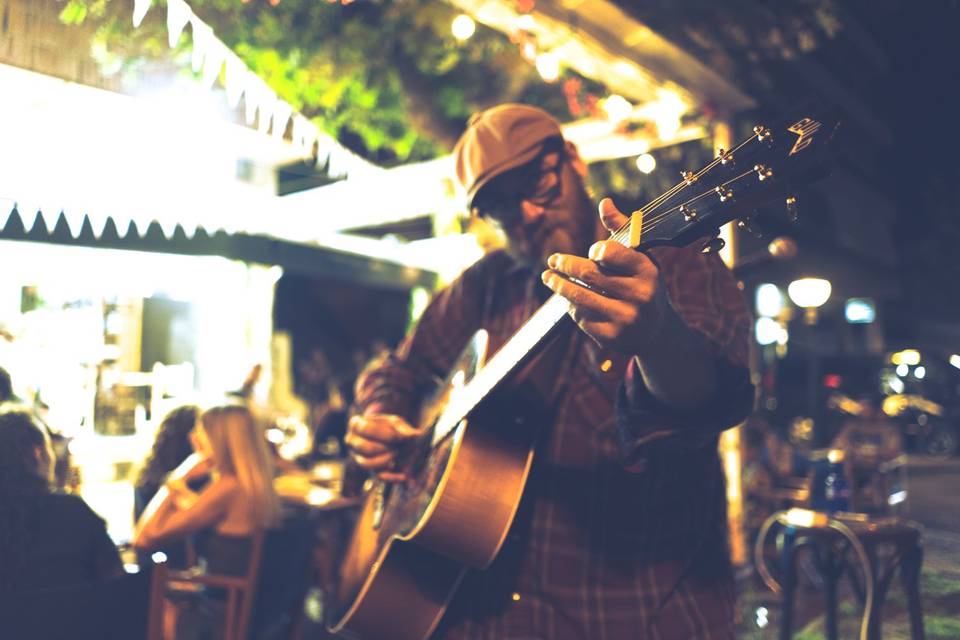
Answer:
[{"left": 471, "top": 147, "right": 566, "bottom": 229}]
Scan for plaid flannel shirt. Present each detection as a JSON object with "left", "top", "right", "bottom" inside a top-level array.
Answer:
[{"left": 354, "top": 243, "right": 754, "bottom": 640}]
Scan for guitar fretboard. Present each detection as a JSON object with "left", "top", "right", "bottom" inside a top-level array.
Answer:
[
  {"left": 430, "top": 222, "right": 639, "bottom": 445},
  {"left": 432, "top": 293, "right": 571, "bottom": 443}
]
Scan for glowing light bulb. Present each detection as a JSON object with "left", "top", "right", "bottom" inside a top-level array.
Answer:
[
  {"left": 787, "top": 278, "right": 831, "bottom": 309},
  {"left": 655, "top": 113, "right": 681, "bottom": 139},
  {"left": 756, "top": 283, "right": 784, "bottom": 317},
  {"left": 535, "top": 52, "right": 560, "bottom": 82},
  {"left": 755, "top": 317, "right": 782, "bottom": 346},
  {"left": 522, "top": 42, "right": 537, "bottom": 61},
  {"left": 635, "top": 153, "right": 656, "bottom": 174},
  {"left": 451, "top": 14, "right": 476, "bottom": 41},
  {"left": 651, "top": 88, "right": 687, "bottom": 139},
  {"left": 602, "top": 94, "right": 633, "bottom": 122}
]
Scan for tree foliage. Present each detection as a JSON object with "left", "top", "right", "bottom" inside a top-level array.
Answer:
[
  {"left": 63, "top": 0, "right": 581, "bottom": 164},
  {"left": 61, "top": 0, "right": 722, "bottom": 208}
]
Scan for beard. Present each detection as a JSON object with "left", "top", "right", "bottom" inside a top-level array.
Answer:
[{"left": 504, "top": 194, "right": 596, "bottom": 268}]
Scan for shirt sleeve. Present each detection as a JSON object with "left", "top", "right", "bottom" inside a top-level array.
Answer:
[
  {"left": 615, "top": 244, "right": 755, "bottom": 463},
  {"left": 353, "top": 252, "right": 507, "bottom": 423}
]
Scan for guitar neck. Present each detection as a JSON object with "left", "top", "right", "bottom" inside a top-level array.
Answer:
[
  {"left": 433, "top": 293, "right": 570, "bottom": 442},
  {"left": 431, "top": 224, "right": 640, "bottom": 444},
  {"left": 430, "top": 106, "right": 840, "bottom": 445}
]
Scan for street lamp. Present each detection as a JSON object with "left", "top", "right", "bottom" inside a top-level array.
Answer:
[
  {"left": 788, "top": 277, "right": 831, "bottom": 324},
  {"left": 787, "top": 277, "right": 832, "bottom": 448}
]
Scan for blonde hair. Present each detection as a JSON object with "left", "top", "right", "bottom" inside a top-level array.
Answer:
[{"left": 200, "top": 404, "right": 280, "bottom": 529}]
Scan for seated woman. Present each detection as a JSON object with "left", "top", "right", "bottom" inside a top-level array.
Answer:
[
  {"left": 133, "top": 403, "right": 281, "bottom": 637},
  {"left": 134, "top": 404, "right": 202, "bottom": 520},
  {"left": 0, "top": 408, "right": 123, "bottom": 592}
]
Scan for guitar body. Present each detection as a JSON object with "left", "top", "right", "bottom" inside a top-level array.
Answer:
[{"left": 329, "top": 330, "right": 544, "bottom": 640}]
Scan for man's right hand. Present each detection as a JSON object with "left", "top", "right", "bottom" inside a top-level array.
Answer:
[{"left": 345, "top": 413, "right": 422, "bottom": 482}]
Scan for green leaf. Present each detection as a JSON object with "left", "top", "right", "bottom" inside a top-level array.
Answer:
[{"left": 59, "top": 0, "right": 89, "bottom": 25}]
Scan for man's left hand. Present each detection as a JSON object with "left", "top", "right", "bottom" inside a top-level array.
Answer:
[{"left": 541, "top": 197, "right": 668, "bottom": 354}]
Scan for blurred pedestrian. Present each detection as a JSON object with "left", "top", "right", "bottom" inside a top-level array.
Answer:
[{"left": 0, "top": 409, "right": 122, "bottom": 593}]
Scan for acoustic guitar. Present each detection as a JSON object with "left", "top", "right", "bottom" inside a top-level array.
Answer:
[{"left": 328, "top": 108, "right": 840, "bottom": 640}]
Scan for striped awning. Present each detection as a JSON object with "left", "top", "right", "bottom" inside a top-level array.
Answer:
[{"left": 0, "top": 202, "right": 438, "bottom": 291}]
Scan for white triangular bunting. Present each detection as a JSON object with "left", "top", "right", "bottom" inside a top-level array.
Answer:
[
  {"left": 190, "top": 20, "right": 211, "bottom": 73},
  {"left": 257, "top": 93, "right": 277, "bottom": 135},
  {"left": 293, "top": 113, "right": 317, "bottom": 156},
  {"left": 224, "top": 55, "right": 246, "bottom": 108},
  {"left": 291, "top": 115, "right": 306, "bottom": 150},
  {"left": 301, "top": 121, "right": 319, "bottom": 157},
  {"left": 201, "top": 38, "right": 227, "bottom": 88},
  {"left": 243, "top": 75, "right": 260, "bottom": 126},
  {"left": 167, "top": 0, "right": 192, "bottom": 48},
  {"left": 271, "top": 102, "right": 292, "bottom": 139},
  {"left": 133, "top": 0, "right": 153, "bottom": 28}
]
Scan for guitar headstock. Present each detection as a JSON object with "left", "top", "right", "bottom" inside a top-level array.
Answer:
[{"left": 615, "top": 107, "right": 841, "bottom": 253}]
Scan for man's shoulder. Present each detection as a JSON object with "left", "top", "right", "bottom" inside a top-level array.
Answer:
[
  {"left": 463, "top": 249, "right": 514, "bottom": 278},
  {"left": 447, "top": 249, "right": 515, "bottom": 290}
]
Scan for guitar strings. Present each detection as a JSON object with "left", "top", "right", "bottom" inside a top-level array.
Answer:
[
  {"left": 621, "top": 137, "right": 757, "bottom": 233},
  {"left": 608, "top": 167, "right": 757, "bottom": 247},
  {"left": 622, "top": 135, "right": 748, "bottom": 221},
  {"left": 605, "top": 134, "right": 761, "bottom": 244}
]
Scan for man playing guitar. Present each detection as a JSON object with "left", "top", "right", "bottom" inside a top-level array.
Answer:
[{"left": 345, "top": 104, "right": 754, "bottom": 639}]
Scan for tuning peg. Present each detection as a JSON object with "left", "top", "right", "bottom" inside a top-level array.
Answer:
[
  {"left": 715, "top": 186, "right": 734, "bottom": 202},
  {"left": 737, "top": 215, "right": 763, "bottom": 238},
  {"left": 680, "top": 204, "right": 698, "bottom": 222},
  {"left": 754, "top": 125, "right": 773, "bottom": 144},
  {"left": 754, "top": 164, "right": 774, "bottom": 181},
  {"left": 701, "top": 235, "right": 726, "bottom": 254},
  {"left": 785, "top": 195, "right": 799, "bottom": 222}
]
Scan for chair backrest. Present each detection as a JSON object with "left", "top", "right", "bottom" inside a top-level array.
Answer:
[
  {"left": 232, "top": 532, "right": 265, "bottom": 638},
  {"left": 250, "top": 513, "right": 315, "bottom": 636},
  {"left": 2, "top": 572, "right": 150, "bottom": 640},
  {"left": 147, "top": 532, "right": 265, "bottom": 640}
]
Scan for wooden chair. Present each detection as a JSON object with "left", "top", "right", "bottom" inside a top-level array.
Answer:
[{"left": 147, "top": 532, "right": 265, "bottom": 640}]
